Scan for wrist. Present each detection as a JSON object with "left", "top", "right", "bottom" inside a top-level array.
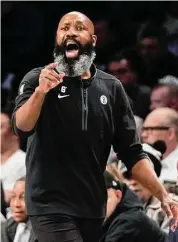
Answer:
[{"left": 35, "top": 86, "right": 47, "bottom": 96}]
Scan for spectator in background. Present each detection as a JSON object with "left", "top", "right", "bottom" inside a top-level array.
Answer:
[
  {"left": 163, "top": 2, "right": 178, "bottom": 37},
  {"left": 94, "top": 18, "right": 120, "bottom": 70},
  {"left": 100, "top": 171, "right": 167, "bottom": 242},
  {"left": 107, "top": 48, "right": 151, "bottom": 119},
  {"left": 150, "top": 75, "right": 178, "bottom": 112},
  {"left": 5, "top": 177, "right": 37, "bottom": 242},
  {"left": 124, "top": 173, "right": 175, "bottom": 234},
  {"left": 0, "top": 108, "right": 26, "bottom": 204},
  {"left": 141, "top": 107, "right": 178, "bottom": 183},
  {"left": 137, "top": 21, "right": 178, "bottom": 86},
  {"left": 123, "top": 142, "right": 171, "bottom": 233},
  {"left": 108, "top": 140, "right": 172, "bottom": 233}
]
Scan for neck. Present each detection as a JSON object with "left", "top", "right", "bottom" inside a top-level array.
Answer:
[
  {"left": 81, "top": 70, "right": 91, "bottom": 80},
  {"left": 1, "top": 142, "right": 19, "bottom": 165},
  {"left": 163, "top": 142, "right": 178, "bottom": 159}
]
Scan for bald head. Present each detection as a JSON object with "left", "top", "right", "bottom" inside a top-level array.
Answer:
[
  {"left": 58, "top": 11, "right": 95, "bottom": 35},
  {"left": 146, "top": 107, "right": 178, "bottom": 126}
]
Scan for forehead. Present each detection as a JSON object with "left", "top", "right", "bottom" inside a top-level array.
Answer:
[
  {"left": 144, "top": 114, "right": 165, "bottom": 126},
  {"left": 13, "top": 181, "right": 25, "bottom": 193},
  {"left": 108, "top": 59, "right": 129, "bottom": 70},
  {"left": 59, "top": 13, "right": 90, "bottom": 27},
  {"left": 152, "top": 86, "right": 170, "bottom": 97},
  {"left": 140, "top": 37, "right": 158, "bottom": 46}
]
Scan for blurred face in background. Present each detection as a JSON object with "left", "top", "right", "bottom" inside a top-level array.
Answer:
[
  {"left": 141, "top": 115, "right": 171, "bottom": 145},
  {"left": 150, "top": 86, "right": 178, "bottom": 112},
  {"left": 10, "top": 180, "right": 27, "bottom": 223},
  {"left": 107, "top": 59, "right": 137, "bottom": 86},
  {"left": 94, "top": 20, "right": 110, "bottom": 48},
  {"left": 106, "top": 188, "right": 122, "bottom": 219},
  {"left": 150, "top": 86, "right": 172, "bottom": 111},
  {"left": 125, "top": 179, "right": 152, "bottom": 203},
  {"left": 138, "top": 37, "right": 160, "bottom": 64},
  {"left": 1, "top": 113, "right": 16, "bottom": 153}
]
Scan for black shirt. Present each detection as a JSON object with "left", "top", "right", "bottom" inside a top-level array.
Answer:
[
  {"left": 101, "top": 182, "right": 166, "bottom": 242},
  {"left": 12, "top": 64, "right": 147, "bottom": 218}
]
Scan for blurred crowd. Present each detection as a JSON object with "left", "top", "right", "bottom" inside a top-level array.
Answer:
[{"left": 1, "top": 1, "right": 178, "bottom": 242}]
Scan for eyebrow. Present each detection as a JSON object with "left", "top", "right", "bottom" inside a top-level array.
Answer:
[
  {"left": 62, "top": 21, "right": 86, "bottom": 27},
  {"left": 76, "top": 21, "right": 85, "bottom": 25},
  {"left": 62, "top": 22, "right": 70, "bottom": 26}
]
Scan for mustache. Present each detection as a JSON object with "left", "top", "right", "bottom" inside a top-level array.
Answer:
[{"left": 53, "top": 40, "right": 95, "bottom": 58}]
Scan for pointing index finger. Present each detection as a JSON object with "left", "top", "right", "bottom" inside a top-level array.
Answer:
[{"left": 46, "top": 63, "right": 57, "bottom": 70}]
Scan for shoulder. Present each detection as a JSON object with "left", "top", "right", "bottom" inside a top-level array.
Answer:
[
  {"left": 6, "top": 218, "right": 18, "bottom": 241},
  {"left": 15, "top": 149, "right": 26, "bottom": 158},
  {"left": 21, "top": 66, "right": 44, "bottom": 86},
  {"left": 6, "top": 217, "right": 17, "bottom": 230},
  {"left": 105, "top": 210, "right": 140, "bottom": 241},
  {"left": 96, "top": 69, "right": 122, "bottom": 86},
  {"left": 95, "top": 69, "right": 124, "bottom": 97}
]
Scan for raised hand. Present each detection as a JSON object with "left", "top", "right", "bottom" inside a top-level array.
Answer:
[{"left": 39, "top": 63, "right": 65, "bottom": 93}]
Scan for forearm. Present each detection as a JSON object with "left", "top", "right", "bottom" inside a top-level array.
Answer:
[
  {"left": 131, "top": 159, "right": 168, "bottom": 201},
  {"left": 15, "top": 86, "right": 46, "bottom": 132}
]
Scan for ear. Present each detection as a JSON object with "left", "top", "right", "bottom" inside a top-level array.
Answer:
[
  {"left": 115, "top": 190, "right": 122, "bottom": 203},
  {"left": 168, "top": 127, "right": 176, "bottom": 140},
  {"left": 92, "top": 35, "right": 97, "bottom": 47}
]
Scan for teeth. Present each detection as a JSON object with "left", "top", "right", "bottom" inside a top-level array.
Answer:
[{"left": 66, "top": 41, "right": 78, "bottom": 46}]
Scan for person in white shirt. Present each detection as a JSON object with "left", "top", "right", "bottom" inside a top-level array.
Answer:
[
  {"left": 141, "top": 107, "right": 178, "bottom": 183},
  {"left": 1, "top": 108, "right": 26, "bottom": 203}
]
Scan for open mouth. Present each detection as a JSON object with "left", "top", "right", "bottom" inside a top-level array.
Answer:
[{"left": 65, "top": 41, "right": 79, "bottom": 59}]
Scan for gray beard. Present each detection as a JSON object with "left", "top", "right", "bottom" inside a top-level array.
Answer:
[{"left": 53, "top": 51, "right": 96, "bottom": 77}]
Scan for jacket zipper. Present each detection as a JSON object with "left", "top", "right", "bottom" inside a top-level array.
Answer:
[{"left": 81, "top": 86, "right": 88, "bottom": 131}]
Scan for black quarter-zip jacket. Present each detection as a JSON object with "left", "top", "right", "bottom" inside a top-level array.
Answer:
[{"left": 12, "top": 64, "right": 148, "bottom": 218}]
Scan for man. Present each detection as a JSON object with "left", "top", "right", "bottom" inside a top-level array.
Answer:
[
  {"left": 6, "top": 177, "right": 37, "bottom": 242},
  {"left": 141, "top": 107, "right": 178, "bottom": 183},
  {"left": 150, "top": 75, "right": 178, "bottom": 112},
  {"left": 12, "top": 11, "right": 178, "bottom": 242},
  {"left": 124, "top": 173, "right": 171, "bottom": 233},
  {"left": 101, "top": 171, "right": 167, "bottom": 242},
  {"left": 1, "top": 108, "right": 26, "bottom": 204},
  {"left": 137, "top": 21, "right": 178, "bottom": 86},
  {"left": 107, "top": 48, "right": 151, "bottom": 119}
]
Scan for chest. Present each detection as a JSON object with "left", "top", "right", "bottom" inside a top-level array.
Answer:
[{"left": 38, "top": 81, "right": 115, "bottom": 139}]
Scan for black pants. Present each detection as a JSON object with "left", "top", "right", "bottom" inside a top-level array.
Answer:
[{"left": 29, "top": 214, "right": 103, "bottom": 242}]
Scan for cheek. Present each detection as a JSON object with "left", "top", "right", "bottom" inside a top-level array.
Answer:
[
  {"left": 156, "top": 131, "right": 167, "bottom": 140},
  {"left": 22, "top": 201, "right": 26, "bottom": 211},
  {"left": 10, "top": 201, "right": 14, "bottom": 210},
  {"left": 143, "top": 133, "right": 158, "bottom": 143},
  {"left": 56, "top": 33, "right": 64, "bottom": 45},
  {"left": 80, "top": 34, "right": 93, "bottom": 44}
]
